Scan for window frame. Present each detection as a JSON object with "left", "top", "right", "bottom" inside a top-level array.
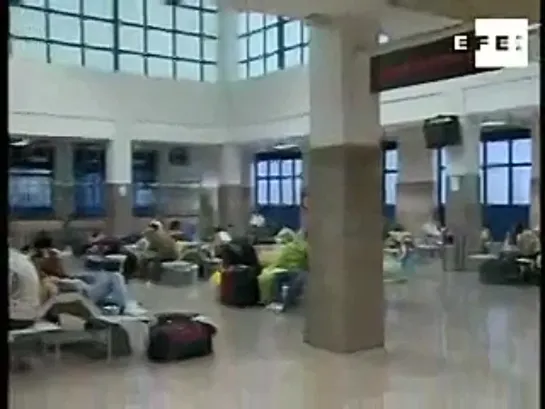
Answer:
[
  {"left": 237, "top": 14, "right": 309, "bottom": 78},
  {"left": 9, "top": 1, "right": 218, "bottom": 82},
  {"left": 382, "top": 147, "right": 398, "bottom": 206},
  {"left": 254, "top": 154, "right": 303, "bottom": 207},
  {"left": 73, "top": 146, "right": 107, "bottom": 218}
]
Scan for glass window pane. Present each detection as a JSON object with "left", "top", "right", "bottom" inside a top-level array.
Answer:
[
  {"left": 84, "top": 49, "right": 114, "bottom": 71},
  {"left": 203, "top": 64, "right": 217, "bottom": 82},
  {"left": 18, "top": 0, "right": 45, "bottom": 6},
  {"left": 385, "top": 173, "right": 397, "bottom": 205},
  {"left": 269, "top": 160, "right": 280, "bottom": 176},
  {"left": 302, "top": 25, "right": 310, "bottom": 42},
  {"left": 49, "top": 0, "right": 80, "bottom": 13},
  {"left": 175, "top": 34, "right": 200, "bottom": 58},
  {"left": 10, "top": 7, "right": 47, "bottom": 38},
  {"left": 265, "top": 53, "right": 278, "bottom": 71},
  {"left": 257, "top": 179, "right": 268, "bottom": 205},
  {"left": 237, "top": 13, "right": 248, "bottom": 35},
  {"left": 248, "top": 32, "right": 264, "bottom": 57},
  {"left": 512, "top": 166, "right": 531, "bottom": 204},
  {"left": 281, "top": 160, "right": 293, "bottom": 176},
  {"left": 147, "top": 29, "right": 173, "bottom": 55},
  {"left": 283, "top": 20, "right": 302, "bottom": 47},
  {"left": 202, "top": 12, "right": 218, "bottom": 36},
  {"left": 294, "top": 177, "right": 302, "bottom": 205},
  {"left": 83, "top": 0, "right": 113, "bottom": 18},
  {"left": 49, "top": 44, "right": 81, "bottom": 65},
  {"left": 238, "top": 62, "right": 247, "bottom": 78},
  {"left": 175, "top": 60, "right": 200, "bottom": 80},
  {"left": 9, "top": 171, "right": 53, "bottom": 209},
  {"left": 182, "top": 0, "right": 200, "bottom": 7},
  {"left": 249, "top": 59, "right": 264, "bottom": 77},
  {"left": 119, "top": 0, "right": 144, "bottom": 24},
  {"left": 119, "top": 25, "right": 145, "bottom": 52},
  {"left": 147, "top": 57, "right": 174, "bottom": 78},
  {"left": 257, "top": 161, "right": 268, "bottom": 176},
  {"left": 203, "top": 38, "right": 217, "bottom": 61},
  {"left": 146, "top": 1, "right": 173, "bottom": 29},
  {"left": 269, "top": 179, "right": 280, "bottom": 205},
  {"left": 485, "top": 167, "right": 509, "bottom": 204},
  {"left": 294, "top": 159, "right": 303, "bottom": 176},
  {"left": 238, "top": 37, "right": 248, "bottom": 60},
  {"left": 248, "top": 12, "right": 264, "bottom": 31},
  {"left": 512, "top": 138, "right": 531, "bottom": 164},
  {"left": 264, "top": 14, "right": 277, "bottom": 26},
  {"left": 281, "top": 179, "right": 294, "bottom": 205},
  {"left": 83, "top": 20, "right": 114, "bottom": 48},
  {"left": 385, "top": 149, "right": 398, "bottom": 170},
  {"left": 485, "top": 141, "right": 509, "bottom": 165},
  {"left": 284, "top": 48, "right": 301, "bottom": 68},
  {"left": 176, "top": 7, "right": 200, "bottom": 33},
  {"left": 11, "top": 39, "right": 47, "bottom": 61},
  {"left": 49, "top": 14, "right": 81, "bottom": 43},
  {"left": 479, "top": 169, "right": 484, "bottom": 203},
  {"left": 265, "top": 26, "right": 278, "bottom": 52},
  {"left": 479, "top": 142, "right": 484, "bottom": 165},
  {"left": 201, "top": 0, "right": 217, "bottom": 10},
  {"left": 119, "top": 53, "right": 144, "bottom": 75}
]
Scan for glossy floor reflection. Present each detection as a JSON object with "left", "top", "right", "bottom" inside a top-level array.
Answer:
[{"left": 10, "top": 262, "right": 540, "bottom": 409}]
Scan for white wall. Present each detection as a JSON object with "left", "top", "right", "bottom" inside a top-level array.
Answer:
[
  {"left": 9, "top": 58, "right": 227, "bottom": 144},
  {"left": 229, "top": 62, "right": 540, "bottom": 140}
]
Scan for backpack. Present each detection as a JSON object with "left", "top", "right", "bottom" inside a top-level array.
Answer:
[{"left": 147, "top": 312, "right": 217, "bottom": 362}]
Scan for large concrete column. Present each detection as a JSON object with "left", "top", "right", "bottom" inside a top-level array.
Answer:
[
  {"left": 530, "top": 117, "right": 540, "bottom": 228},
  {"left": 444, "top": 117, "right": 482, "bottom": 256},
  {"left": 305, "top": 18, "right": 384, "bottom": 353},
  {"left": 53, "top": 141, "right": 74, "bottom": 221},
  {"left": 105, "top": 134, "right": 132, "bottom": 236},
  {"left": 396, "top": 128, "right": 435, "bottom": 233},
  {"left": 217, "top": 144, "right": 251, "bottom": 235}
]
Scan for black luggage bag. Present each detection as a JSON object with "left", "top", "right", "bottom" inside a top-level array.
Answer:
[
  {"left": 147, "top": 312, "right": 217, "bottom": 362},
  {"left": 220, "top": 265, "right": 260, "bottom": 307}
]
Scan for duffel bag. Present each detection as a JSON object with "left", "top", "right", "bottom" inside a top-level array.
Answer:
[
  {"left": 220, "top": 265, "right": 260, "bottom": 307},
  {"left": 147, "top": 312, "right": 217, "bottom": 363}
]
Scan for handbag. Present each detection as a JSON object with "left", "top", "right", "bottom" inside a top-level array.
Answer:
[{"left": 147, "top": 312, "right": 217, "bottom": 362}]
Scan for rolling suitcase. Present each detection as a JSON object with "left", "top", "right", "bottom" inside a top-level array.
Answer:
[{"left": 220, "top": 265, "right": 260, "bottom": 307}]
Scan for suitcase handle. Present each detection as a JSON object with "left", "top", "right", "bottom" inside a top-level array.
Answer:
[{"left": 155, "top": 312, "right": 217, "bottom": 336}]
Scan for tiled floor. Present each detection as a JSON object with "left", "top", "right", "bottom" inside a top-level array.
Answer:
[{"left": 9, "top": 262, "right": 540, "bottom": 409}]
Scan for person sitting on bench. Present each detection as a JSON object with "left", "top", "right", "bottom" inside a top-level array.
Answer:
[
  {"left": 9, "top": 247, "right": 41, "bottom": 331},
  {"left": 479, "top": 226, "right": 493, "bottom": 254},
  {"left": 139, "top": 220, "right": 179, "bottom": 284},
  {"left": 29, "top": 231, "right": 137, "bottom": 314}
]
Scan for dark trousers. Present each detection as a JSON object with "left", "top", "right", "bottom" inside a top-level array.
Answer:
[{"left": 9, "top": 320, "right": 34, "bottom": 330}]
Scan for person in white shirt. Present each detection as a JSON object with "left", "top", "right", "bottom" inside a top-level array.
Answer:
[{"left": 9, "top": 247, "right": 40, "bottom": 330}]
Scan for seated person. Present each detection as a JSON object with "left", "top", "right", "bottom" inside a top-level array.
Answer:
[
  {"left": 212, "top": 226, "right": 233, "bottom": 256},
  {"left": 517, "top": 228, "right": 541, "bottom": 259},
  {"left": 139, "top": 220, "right": 179, "bottom": 283},
  {"left": 29, "top": 232, "right": 138, "bottom": 315},
  {"left": 167, "top": 220, "right": 190, "bottom": 241},
  {"left": 421, "top": 219, "right": 442, "bottom": 243},
  {"left": 9, "top": 247, "right": 41, "bottom": 330}
]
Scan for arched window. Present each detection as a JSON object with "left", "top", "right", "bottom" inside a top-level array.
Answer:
[
  {"left": 9, "top": 144, "right": 55, "bottom": 218},
  {"left": 481, "top": 129, "right": 532, "bottom": 238},
  {"left": 253, "top": 150, "right": 303, "bottom": 229},
  {"left": 132, "top": 150, "right": 158, "bottom": 216},
  {"left": 74, "top": 145, "right": 106, "bottom": 217}
]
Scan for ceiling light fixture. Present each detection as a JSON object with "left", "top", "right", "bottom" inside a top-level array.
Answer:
[
  {"left": 273, "top": 143, "right": 299, "bottom": 150},
  {"left": 480, "top": 120, "right": 507, "bottom": 127}
]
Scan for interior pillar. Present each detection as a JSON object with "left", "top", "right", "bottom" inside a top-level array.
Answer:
[
  {"left": 105, "top": 135, "right": 132, "bottom": 236},
  {"left": 444, "top": 118, "right": 482, "bottom": 259},
  {"left": 304, "top": 18, "right": 384, "bottom": 353},
  {"left": 217, "top": 144, "right": 251, "bottom": 235}
]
